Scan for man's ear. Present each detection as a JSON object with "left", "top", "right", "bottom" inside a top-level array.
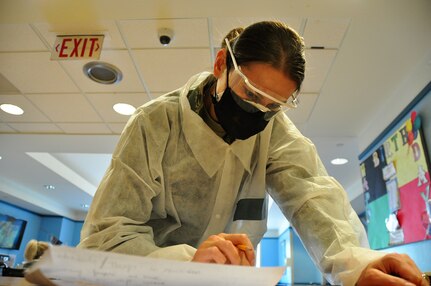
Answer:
[{"left": 213, "top": 48, "right": 227, "bottom": 78}]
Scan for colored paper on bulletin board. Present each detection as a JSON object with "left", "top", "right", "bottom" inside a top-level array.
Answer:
[
  {"left": 360, "top": 112, "right": 431, "bottom": 249},
  {"left": 366, "top": 195, "right": 390, "bottom": 249}
]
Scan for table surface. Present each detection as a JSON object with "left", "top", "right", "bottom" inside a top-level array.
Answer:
[{"left": 0, "top": 277, "right": 35, "bottom": 286}]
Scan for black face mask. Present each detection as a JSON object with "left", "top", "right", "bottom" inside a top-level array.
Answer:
[{"left": 213, "top": 86, "right": 269, "bottom": 141}]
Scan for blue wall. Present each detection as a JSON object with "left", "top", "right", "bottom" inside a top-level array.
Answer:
[
  {"left": 277, "top": 229, "right": 293, "bottom": 284},
  {"left": 260, "top": 237, "right": 278, "bottom": 267},
  {"left": 291, "top": 230, "right": 322, "bottom": 284},
  {"left": 0, "top": 201, "right": 83, "bottom": 266},
  {"left": 58, "top": 217, "right": 76, "bottom": 246},
  {"left": 38, "top": 216, "right": 63, "bottom": 242}
]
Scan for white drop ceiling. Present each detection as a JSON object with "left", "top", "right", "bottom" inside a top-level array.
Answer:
[{"left": 0, "top": 1, "right": 430, "bottom": 234}]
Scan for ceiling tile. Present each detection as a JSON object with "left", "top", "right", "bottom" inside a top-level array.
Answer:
[
  {"left": 292, "top": 122, "right": 307, "bottom": 134},
  {"left": 7, "top": 123, "right": 62, "bottom": 133},
  {"left": 0, "top": 94, "right": 51, "bottom": 123},
  {"left": 149, "top": 92, "right": 169, "bottom": 99},
  {"left": 57, "top": 123, "right": 112, "bottom": 134},
  {"left": 61, "top": 50, "right": 145, "bottom": 93},
  {"left": 107, "top": 122, "right": 126, "bottom": 134},
  {"left": 133, "top": 48, "right": 212, "bottom": 93},
  {"left": 301, "top": 49, "right": 337, "bottom": 93},
  {"left": 33, "top": 21, "right": 126, "bottom": 50},
  {"left": 0, "top": 123, "right": 15, "bottom": 132},
  {"left": 303, "top": 18, "right": 350, "bottom": 49},
  {"left": 0, "top": 52, "right": 80, "bottom": 93},
  {"left": 0, "top": 72, "right": 20, "bottom": 94},
  {"left": 211, "top": 17, "right": 304, "bottom": 48},
  {"left": 119, "top": 18, "right": 209, "bottom": 48},
  {"left": 86, "top": 92, "right": 150, "bottom": 122},
  {"left": 310, "top": 136, "right": 361, "bottom": 195},
  {"left": 0, "top": 24, "right": 47, "bottom": 52},
  {"left": 285, "top": 93, "right": 319, "bottom": 124},
  {"left": 52, "top": 153, "right": 111, "bottom": 187},
  {"left": 27, "top": 93, "right": 102, "bottom": 122}
]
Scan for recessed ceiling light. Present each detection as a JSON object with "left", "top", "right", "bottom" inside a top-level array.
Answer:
[
  {"left": 0, "top": 103, "right": 24, "bottom": 115},
  {"left": 113, "top": 103, "right": 136, "bottom": 115},
  {"left": 81, "top": 204, "right": 89, "bottom": 209},
  {"left": 44, "top": 184, "right": 55, "bottom": 190},
  {"left": 331, "top": 158, "right": 349, "bottom": 165},
  {"left": 83, "top": 61, "right": 123, "bottom": 84}
]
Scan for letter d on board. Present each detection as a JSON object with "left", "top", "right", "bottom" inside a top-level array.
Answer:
[{"left": 412, "top": 142, "right": 421, "bottom": 161}]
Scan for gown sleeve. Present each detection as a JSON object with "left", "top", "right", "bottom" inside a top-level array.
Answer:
[
  {"left": 77, "top": 103, "right": 196, "bottom": 261},
  {"left": 265, "top": 115, "right": 385, "bottom": 286}
]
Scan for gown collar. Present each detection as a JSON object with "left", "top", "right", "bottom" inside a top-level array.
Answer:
[{"left": 180, "top": 72, "right": 257, "bottom": 177}]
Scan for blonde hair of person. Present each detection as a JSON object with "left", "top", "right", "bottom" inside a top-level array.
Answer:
[{"left": 24, "top": 239, "right": 49, "bottom": 261}]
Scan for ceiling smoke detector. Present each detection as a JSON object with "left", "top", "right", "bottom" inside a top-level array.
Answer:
[{"left": 83, "top": 61, "right": 123, "bottom": 84}]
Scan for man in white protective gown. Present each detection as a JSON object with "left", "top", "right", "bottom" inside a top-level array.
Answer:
[{"left": 78, "top": 20, "right": 429, "bottom": 286}]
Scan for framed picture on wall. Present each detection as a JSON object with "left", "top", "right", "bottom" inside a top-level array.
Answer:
[
  {"left": 360, "top": 111, "right": 431, "bottom": 249},
  {"left": 0, "top": 213, "right": 27, "bottom": 250}
]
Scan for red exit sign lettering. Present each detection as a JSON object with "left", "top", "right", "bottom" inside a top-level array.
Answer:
[{"left": 51, "top": 35, "right": 104, "bottom": 60}]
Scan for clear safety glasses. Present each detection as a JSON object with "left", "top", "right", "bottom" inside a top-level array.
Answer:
[{"left": 225, "top": 38, "right": 299, "bottom": 114}]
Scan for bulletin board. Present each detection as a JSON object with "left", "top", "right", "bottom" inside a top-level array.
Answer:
[{"left": 360, "top": 111, "right": 431, "bottom": 249}]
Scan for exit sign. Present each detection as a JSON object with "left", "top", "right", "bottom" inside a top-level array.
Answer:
[{"left": 51, "top": 35, "right": 104, "bottom": 60}]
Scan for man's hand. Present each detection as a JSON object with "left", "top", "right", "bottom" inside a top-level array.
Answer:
[
  {"left": 356, "top": 253, "right": 428, "bottom": 286},
  {"left": 192, "top": 233, "right": 255, "bottom": 266}
]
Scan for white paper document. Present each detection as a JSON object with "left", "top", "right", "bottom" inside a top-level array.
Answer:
[{"left": 25, "top": 246, "right": 285, "bottom": 286}]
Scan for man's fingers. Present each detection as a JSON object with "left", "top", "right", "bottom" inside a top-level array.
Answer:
[
  {"left": 383, "top": 254, "right": 425, "bottom": 285},
  {"left": 219, "top": 233, "right": 255, "bottom": 265},
  {"left": 211, "top": 239, "right": 241, "bottom": 265},
  {"left": 356, "top": 254, "right": 426, "bottom": 286},
  {"left": 192, "top": 233, "right": 255, "bottom": 266},
  {"left": 192, "top": 246, "right": 227, "bottom": 264},
  {"left": 372, "top": 272, "right": 417, "bottom": 286},
  {"left": 193, "top": 234, "right": 243, "bottom": 265}
]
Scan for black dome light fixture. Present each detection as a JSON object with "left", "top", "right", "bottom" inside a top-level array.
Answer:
[
  {"left": 158, "top": 28, "right": 174, "bottom": 46},
  {"left": 83, "top": 61, "right": 123, "bottom": 84}
]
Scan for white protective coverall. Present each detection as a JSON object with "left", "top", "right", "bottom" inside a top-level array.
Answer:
[{"left": 78, "top": 72, "right": 385, "bottom": 285}]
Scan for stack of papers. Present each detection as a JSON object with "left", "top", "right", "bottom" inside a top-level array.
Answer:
[{"left": 25, "top": 246, "right": 285, "bottom": 286}]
